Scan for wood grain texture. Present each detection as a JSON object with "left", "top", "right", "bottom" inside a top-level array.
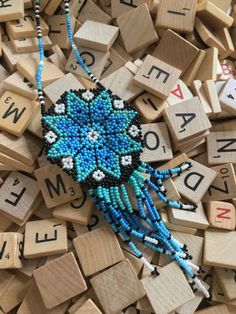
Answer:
[
  {"left": 195, "top": 47, "right": 218, "bottom": 81},
  {"left": 0, "top": 270, "right": 15, "bottom": 297},
  {"left": 73, "top": 224, "right": 124, "bottom": 276},
  {"left": 111, "top": 0, "right": 148, "bottom": 18},
  {"left": 91, "top": 259, "right": 145, "bottom": 314},
  {"left": 182, "top": 49, "right": 206, "bottom": 86},
  {"left": 0, "top": 232, "right": 23, "bottom": 269},
  {"left": 215, "top": 268, "right": 236, "bottom": 300},
  {"left": 33, "top": 252, "right": 87, "bottom": 309},
  {"left": 74, "top": 299, "right": 102, "bottom": 314},
  {"left": 206, "top": 201, "right": 236, "bottom": 230},
  {"left": 219, "top": 78, "right": 236, "bottom": 115},
  {"left": 167, "top": 79, "right": 193, "bottom": 106},
  {"left": 0, "top": 0, "right": 24, "bottom": 22}
]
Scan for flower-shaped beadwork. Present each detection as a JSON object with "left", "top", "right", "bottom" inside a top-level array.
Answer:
[{"left": 42, "top": 88, "right": 143, "bottom": 188}]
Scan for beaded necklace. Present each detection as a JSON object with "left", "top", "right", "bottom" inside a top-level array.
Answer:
[{"left": 35, "top": 0, "right": 209, "bottom": 298}]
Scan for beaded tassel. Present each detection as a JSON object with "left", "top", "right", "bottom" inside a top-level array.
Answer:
[{"left": 35, "top": 0, "right": 210, "bottom": 299}]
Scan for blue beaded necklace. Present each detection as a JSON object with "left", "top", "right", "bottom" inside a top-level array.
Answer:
[{"left": 35, "top": 0, "right": 209, "bottom": 298}]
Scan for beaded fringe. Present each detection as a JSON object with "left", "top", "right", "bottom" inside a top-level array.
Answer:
[{"left": 89, "top": 162, "right": 210, "bottom": 299}]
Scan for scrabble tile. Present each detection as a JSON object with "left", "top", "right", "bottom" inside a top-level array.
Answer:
[
  {"left": 151, "top": 178, "right": 180, "bottom": 209},
  {"left": 197, "top": 1, "right": 233, "bottom": 30},
  {"left": 141, "top": 262, "right": 194, "bottom": 314},
  {"left": 174, "top": 158, "right": 217, "bottom": 204},
  {"left": 190, "top": 81, "right": 212, "bottom": 115},
  {"left": 215, "top": 268, "right": 236, "bottom": 300},
  {"left": 194, "top": 47, "right": 218, "bottom": 81},
  {"left": 53, "top": 192, "right": 95, "bottom": 225},
  {"left": 100, "top": 47, "right": 127, "bottom": 79},
  {"left": 77, "top": 0, "right": 112, "bottom": 25},
  {"left": 47, "top": 44, "right": 67, "bottom": 72},
  {"left": 216, "top": 28, "right": 235, "bottom": 60},
  {"left": 34, "top": 165, "right": 83, "bottom": 208},
  {"left": 117, "top": 4, "right": 158, "bottom": 54},
  {"left": 66, "top": 47, "right": 109, "bottom": 80},
  {"left": 204, "top": 229, "right": 236, "bottom": 269},
  {"left": 74, "top": 20, "right": 119, "bottom": 52},
  {"left": 202, "top": 0, "right": 231, "bottom": 12},
  {"left": 17, "top": 58, "right": 64, "bottom": 87},
  {"left": 74, "top": 299, "right": 102, "bottom": 314},
  {"left": 182, "top": 49, "right": 206, "bottom": 86},
  {"left": 0, "top": 0, "right": 24, "bottom": 22},
  {"left": 0, "top": 232, "right": 23, "bottom": 269},
  {"left": 0, "top": 214, "right": 13, "bottom": 232},
  {"left": 0, "top": 172, "right": 40, "bottom": 224},
  {"left": 163, "top": 97, "right": 211, "bottom": 141},
  {"left": 0, "top": 152, "right": 35, "bottom": 173},
  {"left": 156, "top": 0, "right": 197, "bottom": 33},
  {"left": 91, "top": 259, "right": 145, "bottom": 314},
  {"left": 73, "top": 225, "right": 124, "bottom": 276},
  {"left": 219, "top": 60, "right": 236, "bottom": 81},
  {"left": 169, "top": 201, "right": 209, "bottom": 230},
  {"left": 122, "top": 249, "right": 144, "bottom": 276},
  {"left": 0, "top": 90, "right": 37, "bottom": 136},
  {"left": 111, "top": 0, "right": 148, "bottom": 18},
  {"left": 207, "top": 132, "right": 236, "bottom": 165},
  {"left": 134, "top": 55, "right": 182, "bottom": 99},
  {"left": 203, "top": 80, "right": 221, "bottom": 114},
  {"left": 6, "top": 11, "right": 48, "bottom": 39},
  {"left": 9, "top": 33, "right": 52, "bottom": 53},
  {"left": 141, "top": 122, "right": 173, "bottom": 163},
  {"left": 203, "top": 163, "right": 236, "bottom": 202},
  {"left": 0, "top": 270, "right": 15, "bottom": 297},
  {"left": 134, "top": 92, "right": 168, "bottom": 123},
  {"left": 167, "top": 79, "right": 193, "bottom": 106},
  {"left": 157, "top": 152, "right": 188, "bottom": 170},
  {"left": 24, "top": 219, "right": 68, "bottom": 258},
  {"left": 219, "top": 78, "right": 236, "bottom": 115},
  {"left": 206, "top": 201, "right": 236, "bottom": 230},
  {"left": 34, "top": 252, "right": 87, "bottom": 309},
  {"left": 44, "top": 0, "right": 61, "bottom": 15},
  {"left": 0, "top": 131, "right": 43, "bottom": 166},
  {"left": 195, "top": 304, "right": 229, "bottom": 314},
  {"left": 153, "top": 29, "right": 199, "bottom": 73}
]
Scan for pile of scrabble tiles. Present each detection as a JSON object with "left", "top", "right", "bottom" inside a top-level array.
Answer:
[{"left": 0, "top": 0, "right": 236, "bottom": 313}]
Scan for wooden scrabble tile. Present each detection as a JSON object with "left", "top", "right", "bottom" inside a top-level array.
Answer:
[
  {"left": 91, "top": 259, "right": 145, "bottom": 314},
  {"left": 207, "top": 132, "right": 236, "bottom": 165},
  {"left": 18, "top": 281, "right": 70, "bottom": 314},
  {"left": 142, "top": 262, "right": 194, "bottom": 314},
  {"left": 24, "top": 219, "right": 68, "bottom": 259},
  {"left": 53, "top": 192, "right": 95, "bottom": 225},
  {"left": 134, "top": 92, "right": 167, "bottom": 123},
  {"left": 0, "top": 131, "right": 43, "bottom": 166},
  {"left": 100, "top": 47, "right": 127, "bottom": 79},
  {"left": 167, "top": 79, "right": 193, "bottom": 106},
  {"left": 163, "top": 97, "right": 211, "bottom": 141},
  {"left": 73, "top": 225, "right": 124, "bottom": 276},
  {"left": 122, "top": 249, "right": 144, "bottom": 276},
  {"left": 169, "top": 201, "right": 209, "bottom": 230},
  {"left": 66, "top": 47, "right": 109, "bottom": 80},
  {"left": 197, "top": 1, "right": 233, "bottom": 30},
  {"left": 3, "top": 71, "right": 37, "bottom": 100},
  {"left": 0, "top": 152, "right": 35, "bottom": 173},
  {"left": 134, "top": 55, "right": 182, "bottom": 99},
  {"left": 0, "top": 0, "right": 24, "bottom": 22},
  {"left": 215, "top": 268, "right": 236, "bottom": 300},
  {"left": 153, "top": 29, "right": 199, "bottom": 73},
  {"left": 219, "top": 78, "right": 236, "bottom": 115},
  {"left": 190, "top": 81, "right": 212, "bottom": 115},
  {"left": 0, "top": 232, "right": 23, "bottom": 269},
  {"left": 204, "top": 229, "right": 236, "bottom": 269},
  {"left": 117, "top": 4, "right": 158, "bottom": 54},
  {"left": 34, "top": 165, "right": 83, "bottom": 208},
  {"left": 0, "top": 172, "right": 40, "bottom": 224},
  {"left": 206, "top": 201, "right": 236, "bottom": 230},
  {"left": 101, "top": 66, "right": 143, "bottom": 102},
  {"left": 182, "top": 49, "right": 206, "bottom": 86},
  {"left": 0, "top": 90, "right": 37, "bottom": 136},
  {"left": 0, "top": 270, "right": 15, "bottom": 297},
  {"left": 219, "top": 60, "right": 236, "bottom": 81},
  {"left": 201, "top": 0, "right": 231, "bottom": 12},
  {"left": 216, "top": 28, "right": 234, "bottom": 59},
  {"left": 194, "top": 47, "right": 218, "bottom": 81},
  {"left": 44, "top": 0, "right": 61, "bottom": 15},
  {"left": 174, "top": 158, "right": 217, "bottom": 204},
  {"left": 111, "top": 0, "right": 148, "bottom": 18},
  {"left": 156, "top": 0, "right": 197, "bottom": 33},
  {"left": 74, "top": 20, "right": 119, "bottom": 52},
  {"left": 34, "top": 252, "right": 87, "bottom": 309},
  {"left": 195, "top": 304, "right": 229, "bottom": 314},
  {"left": 74, "top": 299, "right": 102, "bottom": 314},
  {"left": 43, "top": 73, "right": 84, "bottom": 103},
  {"left": 151, "top": 178, "right": 180, "bottom": 209},
  {"left": 78, "top": 0, "right": 112, "bottom": 25},
  {"left": 141, "top": 122, "right": 173, "bottom": 162},
  {"left": 157, "top": 153, "right": 188, "bottom": 171},
  {"left": 67, "top": 295, "right": 89, "bottom": 314},
  {"left": 6, "top": 11, "right": 48, "bottom": 39},
  {"left": 203, "top": 80, "right": 221, "bottom": 114},
  {"left": 0, "top": 214, "right": 13, "bottom": 232},
  {"left": 47, "top": 44, "right": 67, "bottom": 72},
  {"left": 9, "top": 33, "right": 52, "bottom": 53},
  {"left": 17, "top": 58, "right": 64, "bottom": 87}
]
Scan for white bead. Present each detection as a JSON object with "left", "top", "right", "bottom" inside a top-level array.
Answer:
[
  {"left": 45, "top": 131, "right": 57, "bottom": 144},
  {"left": 54, "top": 103, "right": 65, "bottom": 114},
  {"left": 121, "top": 155, "right": 132, "bottom": 166},
  {"left": 92, "top": 170, "right": 105, "bottom": 181},
  {"left": 113, "top": 99, "right": 124, "bottom": 109},
  {"left": 62, "top": 157, "right": 73, "bottom": 170},
  {"left": 128, "top": 125, "right": 139, "bottom": 137},
  {"left": 82, "top": 90, "right": 94, "bottom": 101}
]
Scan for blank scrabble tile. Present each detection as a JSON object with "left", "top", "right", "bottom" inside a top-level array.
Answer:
[
  {"left": 141, "top": 122, "right": 173, "bottom": 162},
  {"left": 73, "top": 225, "right": 124, "bottom": 276},
  {"left": 215, "top": 268, "right": 236, "bottom": 300},
  {"left": 207, "top": 131, "right": 236, "bottom": 165},
  {"left": 53, "top": 192, "right": 95, "bottom": 225},
  {"left": 156, "top": 0, "right": 197, "bottom": 33},
  {"left": 141, "top": 262, "right": 194, "bottom": 314},
  {"left": 0, "top": 0, "right": 24, "bottom": 22},
  {"left": 204, "top": 229, "right": 236, "bottom": 269},
  {"left": 153, "top": 29, "right": 199, "bottom": 72},
  {"left": 206, "top": 201, "right": 236, "bottom": 230},
  {"left": 24, "top": 219, "right": 68, "bottom": 259},
  {"left": 74, "top": 299, "right": 102, "bottom": 314},
  {"left": 91, "top": 259, "right": 145, "bottom": 314},
  {"left": 134, "top": 55, "right": 181, "bottom": 99},
  {"left": 74, "top": 20, "right": 119, "bottom": 52},
  {"left": 163, "top": 97, "right": 211, "bottom": 141},
  {"left": 34, "top": 252, "right": 87, "bottom": 309},
  {"left": 219, "top": 78, "right": 236, "bottom": 115},
  {"left": 0, "top": 232, "right": 23, "bottom": 269},
  {"left": 34, "top": 165, "right": 82, "bottom": 208},
  {"left": 194, "top": 47, "right": 218, "bottom": 81},
  {"left": 117, "top": 4, "right": 158, "bottom": 54},
  {"left": 167, "top": 79, "right": 193, "bottom": 106},
  {"left": 174, "top": 158, "right": 217, "bottom": 204},
  {"left": 203, "top": 80, "right": 221, "bottom": 114},
  {"left": 0, "top": 172, "right": 40, "bottom": 224}
]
